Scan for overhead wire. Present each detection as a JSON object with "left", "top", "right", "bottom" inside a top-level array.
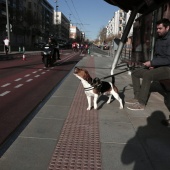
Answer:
[
  {"left": 63, "top": 0, "right": 77, "bottom": 22},
  {"left": 64, "top": 0, "right": 88, "bottom": 36}
]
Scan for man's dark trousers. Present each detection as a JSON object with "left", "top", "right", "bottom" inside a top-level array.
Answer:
[{"left": 131, "top": 66, "right": 170, "bottom": 105}]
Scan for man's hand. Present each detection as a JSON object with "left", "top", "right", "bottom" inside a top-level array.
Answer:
[
  {"left": 143, "top": 61, "right": 154, "bottom": 69},
  {"left": 143, "top": 61, "right": 151, "bottom": 67}
]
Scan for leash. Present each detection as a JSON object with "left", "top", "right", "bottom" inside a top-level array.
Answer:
[
  {"left": 84, "top": 69, "right": 130, "bottom": 91},
  {"left": 99, "top": 68, "right": 135, "bottom": 80},
  {"left": 100, "top": 74, "right": 115, "bottom": 80}
]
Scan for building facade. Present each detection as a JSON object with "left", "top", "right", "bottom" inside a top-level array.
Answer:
[
  {"left": 0, "top": 0, "right": 54, "bottom": 50},
  {"left": 106, "top": 9, "right": 134, "bottom": 38},
  {"left": 54, "top": 11, "right": 70, "bottom": 41},
  {"left": 69, "top": 24, "right": 83, "bottom": 42}
]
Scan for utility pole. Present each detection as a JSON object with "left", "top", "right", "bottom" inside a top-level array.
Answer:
[
  {"left": 54, "top": 0, "right": 59, "bottom": 38},
  {"left": 6, "top": 0, "right": 11, "bottom": 52}
]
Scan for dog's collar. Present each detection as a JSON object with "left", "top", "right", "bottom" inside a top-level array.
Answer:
[
  {"left": 84, "top": 86, "right": 94, "bottom": 91},
  {"left": 84, "top": 78, "right": 103, "bottom": 91}
]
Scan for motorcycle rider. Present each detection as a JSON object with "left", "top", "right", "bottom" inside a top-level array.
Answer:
[{"left": 48, "top": 35, "right": 61, "bottom": 60}]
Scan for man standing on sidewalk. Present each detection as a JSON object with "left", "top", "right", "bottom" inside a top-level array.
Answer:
[
  {"left": 126, "top": 18, "right": 170, "bottom": 111},
  {"left": 3, "top": 37, "right": 10, "bottom": 55}
]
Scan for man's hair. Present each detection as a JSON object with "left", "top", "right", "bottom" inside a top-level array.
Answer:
[{"left": 156, "top": 18, "right": 170, "bottom": 28}]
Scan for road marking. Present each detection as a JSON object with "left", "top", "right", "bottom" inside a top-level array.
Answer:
[
  {"left": 41, "top": 72, "right": 46, "bottom": 74},
  {"left": 14, "top": 84, "right": 23, "bottom": 88},
  {"left": 26, "top": 79, "right": 33, "bottom": 82},
  {"left": 1, "top": 83, "right": 11, "bottom": 87},
  {"left": 62, "top": 53, "right": 69, "bottom": 55},
  {"left": 0, "top": 91, "right": 10, "bottom": 96},
  {"left": 80, "top": 54, "right": 85, "bottom": 56},
  {"left": 32, "top": 71, "right": 37, "bottom": 74},
  {"left": 24, "top": 74, "right": 30, "bottom": 77},
  {"left": 15, "top": 78, "right": 22, "bottom": 81},
  {"left": 35, "top": 75, "right": 40, "bottom": 78}
]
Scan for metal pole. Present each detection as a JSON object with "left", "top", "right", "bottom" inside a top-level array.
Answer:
[
  {"left": 54, "top": 0, "right": 59, "bottom": 38},
  {"left": 110, "top": 2, "right": 145, "bottom": 75},
  {"left": 150, "top": 10, "right": 157, "bottom": 60},
  {"left": 6, "top": 0, "right": 11, "bottom": 52}
]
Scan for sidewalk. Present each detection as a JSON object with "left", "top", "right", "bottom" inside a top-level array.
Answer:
[
  {"left": 0, "top": 51, "right": 41, "bottom": 60},
  {"left": 0, "top": 53, "right": 170, "bottom": 170}
]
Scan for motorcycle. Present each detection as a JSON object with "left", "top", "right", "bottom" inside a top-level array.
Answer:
[{"left": 41, "top": 44, "right": 57, "bottom": 67}]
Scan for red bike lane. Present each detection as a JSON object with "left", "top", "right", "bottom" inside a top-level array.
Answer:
[{"left": 0, "top": 50, "right": 84, "bottom": 146}]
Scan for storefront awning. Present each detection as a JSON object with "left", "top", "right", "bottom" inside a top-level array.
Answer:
[{"left": 104, "top": 0, "right": 169, "bottom": 14}]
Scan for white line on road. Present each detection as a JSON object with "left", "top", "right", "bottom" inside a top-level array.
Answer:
[
  {"left": 1, "top": 83, "right": 11, "bottom": 87},
  {"left": 0, "top": 91, "right": 10, "bottom": 96},
  {"left": 26, "top": 79, "right": 33, "bottom": 82},
  {"left": 24, "top": 74, "right": 30, "bottom": 77},
  {"left": 15, "top": 78, "right": 22, "bottom": 81},
  {"left": 35, "top": 75, "right": 40, "bottom": 77},
  {"left": 41, "top": 72, "right": 46, "bottom": 74},
  {"left": 32, "top": 71, "right": 37, "bottom": 74},
  {"left": 14, "top": 84, "right": 23, "bottom": 88}
]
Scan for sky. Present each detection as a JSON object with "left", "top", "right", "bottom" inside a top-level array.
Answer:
[{"left": 48, "top": 0, "right": 119, "bottom": 40}]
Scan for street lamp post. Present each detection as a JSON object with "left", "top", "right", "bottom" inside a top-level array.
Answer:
[
  {"left": 54, "top": 0, "right": 59, "bottom": 38},
  {"left": 6, "top": 0, "right": 11, "bottom": 52}
]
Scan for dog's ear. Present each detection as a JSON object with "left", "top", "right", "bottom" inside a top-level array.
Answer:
[
  {"left": 94, "top": 77, "right": 100, "bottom": 83},
  {"left": 92, "top": 77, "right": 101, "bottom": 85},
  {"left": 83, "top": 70, "right": 92, "bottom": 83}
]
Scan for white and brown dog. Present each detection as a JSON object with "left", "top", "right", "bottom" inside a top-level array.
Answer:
[{"left": 74, "top": 67, "right": 123, "bottom": 110}]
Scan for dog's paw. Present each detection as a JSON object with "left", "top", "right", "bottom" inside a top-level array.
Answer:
[
  {"left": 87, "top": 107, "right": 91, "bottom": 110},
  {"left": 119, "top": 106, "right": 124, "bottom": 109},
  {"left": 94, "top": 106, "right": 98, "bottom": 110}
]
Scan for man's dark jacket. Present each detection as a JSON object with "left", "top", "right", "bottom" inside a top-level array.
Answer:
[{"left": 152, "top": 31, "right": 170, "bottom": 67}]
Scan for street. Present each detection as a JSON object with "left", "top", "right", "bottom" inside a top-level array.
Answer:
[{"left": 0, "top": 50, "right": 84, "bottom": 145}]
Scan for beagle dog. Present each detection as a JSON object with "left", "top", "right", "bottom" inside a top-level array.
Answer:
[{"left": 74, "top": 67, "right": 123, "bottom": 110}]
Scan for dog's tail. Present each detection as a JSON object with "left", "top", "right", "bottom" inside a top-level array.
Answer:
[{"left": 111, "top": 75, "right": 115, "bottom": 84}]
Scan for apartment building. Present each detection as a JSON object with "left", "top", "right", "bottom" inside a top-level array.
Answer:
[
  {"left": 0, "top": 0, "right": 55, "bottom": 49},
  {"left": 54, "top": 11, "right": 70, "bottom": 41},
  {"left": 106, "top": 9, "right": 134, "bottom": 38},
  {"left": 69, "top": 24, "right": 83, "bottom": 42}
]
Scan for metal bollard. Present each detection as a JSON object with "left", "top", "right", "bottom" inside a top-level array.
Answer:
[
  {"left": 19, "top": 46, "right": 21, "bottom": 53},
  {"left": 88, "top": 49, "right": 90, "bottom": 54}
]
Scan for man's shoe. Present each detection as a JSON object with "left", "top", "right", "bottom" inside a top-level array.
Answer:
[
  {"left": 127, "top": 102, "right": 145, "bottom": 111},
  {"left": 125, "top": 98, "right": 138, "bottom": 104}
]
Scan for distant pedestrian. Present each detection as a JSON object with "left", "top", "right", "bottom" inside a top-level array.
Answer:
[{"left": 3, "top": 37, "right": 10, "bottom": 55}]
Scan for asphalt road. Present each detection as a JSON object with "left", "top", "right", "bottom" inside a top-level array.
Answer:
[{"left": 0, "top": 50, "right": 83, "bottom": 145}]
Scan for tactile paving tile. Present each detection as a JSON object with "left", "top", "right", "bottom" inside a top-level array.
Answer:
[{"left": 48, "top": 58, "right": 102, "bottom": 170}]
